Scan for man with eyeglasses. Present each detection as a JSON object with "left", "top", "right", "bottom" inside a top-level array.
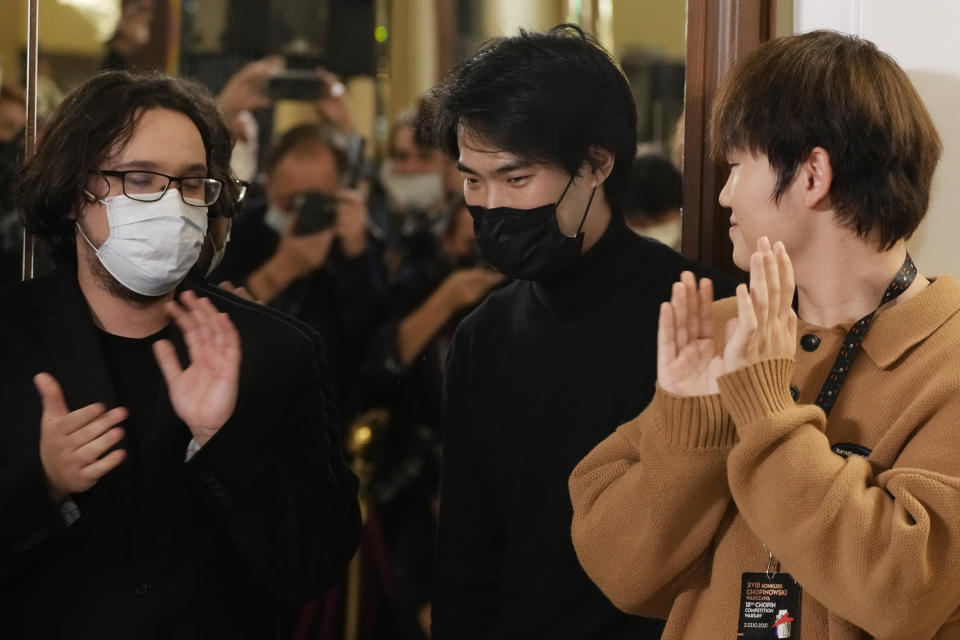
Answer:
[{"left": 0, "top": 71, "right": 360, "bottom": 639}]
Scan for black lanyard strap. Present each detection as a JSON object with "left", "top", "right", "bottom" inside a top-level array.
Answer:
[{"left": 814, "top": 253, "right": 917, "bottom": 415}]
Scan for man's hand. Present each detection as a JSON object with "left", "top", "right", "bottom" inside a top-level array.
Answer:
[
  {"left": 723, "top": 237, "right": 797, "bottom": 373},
  {"left": 657, "top": 271, "right": 724, "bottom": 396},
  {"left": 439, "top": 268, "right": 505, "bottom": 312},
  {"left": 216, "top": 56, "right": 283, "bottom": 122},
  {"left": 313, "top": 67, "right": 352, "bottom": 132},
  {"left": 334, "top": 188, "right": 369, "bottom": 258},
  {"left": 218, "top": 280, "right": 258, "bottom": 303},
  {"left": 275, "top": 222, "right": 337, "bottom": 275},
  {"left": 247, "top": 223, "right": 336, "bottom": 302},
  {"left": 35, "top": 373, "right": 127, "bottom": 502},
  {"left": 153, "top": 291, "right": 242, "bottom": 446}
]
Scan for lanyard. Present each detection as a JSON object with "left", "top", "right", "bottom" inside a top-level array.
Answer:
[{"left": 814, "top": 253, "right": 917, "bottom": 415}]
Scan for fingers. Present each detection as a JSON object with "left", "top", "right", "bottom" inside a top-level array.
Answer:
[
  {"left": 681, "top": 271, "right": 699, "bottom": 347},
  {"left": 698, "top": 277, "right": 715, "bottom": 341},
  {"left": 749, "top": 248, "right": 769, "bottom": 330},
  {"left": 34, "top": 372, "right": 69, "bottom": 420},
  {"left": 35, "top": 373, "right": 116, "bottom": 438},
  {"left": 158, "top": 292, "right": 241, "bottom": 378},
  {"left": 657, "top": 301, "right": 677, "bottom": 376},
  {"left": 774, "top": 241, "right": 796, "bottom": 313},
  {"left": 672, "top": 281, "right": 689, "bottom": 350},
  {"left": 67, "top": 406, "right": 127, "bottom": 450},
  {"left": 153, "top": 339, "right": 184, "bottom": 386},
  {"left": 334, "top": 188, "right": 363, "bottom": 204},
  {"left": 73, "top": 421, "right": 126, "bottom": 464},
  {"left": 481, "top": 270, "right": 506, "bottom": 288},
  {"left": 726, "top": 283, "right": 758, "bottom": 359},
  {"left": 760, "top": 238, "right": 780, "bottom": 321},
  {"left": 81, "top": 448, "right": 127, "bottom": 483}
]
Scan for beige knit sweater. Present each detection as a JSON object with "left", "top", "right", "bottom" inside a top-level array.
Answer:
[{"left": 570, "top": 276, "right": 960, "bottom": 640}]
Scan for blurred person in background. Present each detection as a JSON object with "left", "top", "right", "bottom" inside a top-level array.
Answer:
[
  {"left": 372, "top": 108, "right": 461, "bottom": 276},
  {"left": 210, "top": 122, "right": 386, "bottom": 428},
  {"left": 362, "top": 196, "right": 503, "bottom": 638},
  {"left": 621, "top": 152, "right": 683, "bottom": 249}
]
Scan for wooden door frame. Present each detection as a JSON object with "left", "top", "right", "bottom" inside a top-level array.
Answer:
[{"left": 681, "top": 0, "right": 774, "bottom": 278}]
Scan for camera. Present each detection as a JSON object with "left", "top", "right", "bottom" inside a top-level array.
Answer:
[
  {"left": 292, "top": 192, "right": 338, "bottom": 235},
  {"left": 266, "top": 70, "right": 327, "bottom": 101}
]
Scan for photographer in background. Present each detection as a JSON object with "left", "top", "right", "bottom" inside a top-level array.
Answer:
[
  {"left": 211, "top": 123, "right": 386, "bottom": 428},
  {"left": 362, "top": 196, "right": 503, "bottom": 640}
]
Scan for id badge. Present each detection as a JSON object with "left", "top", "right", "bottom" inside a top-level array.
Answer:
[{"left": 737, "top": 572, "right": 802, "bottom": 638}]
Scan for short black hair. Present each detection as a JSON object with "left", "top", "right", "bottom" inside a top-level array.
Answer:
[
  {"left": 418, "top": 24, "right": 637, "bottom": 202},
  {"left": 18, "top": 70, "right": 238, "bottom": 264},
  {"left": 710, "top": 30, "right": 941, "bottom": 250}
]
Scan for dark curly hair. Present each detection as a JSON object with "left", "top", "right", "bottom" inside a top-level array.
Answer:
[{"left": 17, "top": 70, "right": 239, "bottom": 264}]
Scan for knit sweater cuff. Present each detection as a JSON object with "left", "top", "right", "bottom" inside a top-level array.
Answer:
[
  {"left": 716, "top": 358, "right": 795, "bottom": 437},
  {"left": 654, "top": 385, "right": 737, "bottom": 448}
]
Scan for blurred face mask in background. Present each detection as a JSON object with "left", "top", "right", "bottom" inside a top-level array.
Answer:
[{"left": 380, "top": 161, "right": 446, "bottom": 212}]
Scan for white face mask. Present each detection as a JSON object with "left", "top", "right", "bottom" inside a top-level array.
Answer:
[
  {"left": 78, "top": 188, "right": 208, "bottom": 296},
  {"left": 380, "top": 162, "right": 446, "bottom": 212},
  {"left": 206, "top": 217, "right": 232, "bottom": 277}
]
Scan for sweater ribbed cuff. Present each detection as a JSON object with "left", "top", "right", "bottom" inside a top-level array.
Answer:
[
  {"left": 654, "top": 385, "right": 737, "bottom": 448},
  {"left": 716, "top": 358, "right": 795, "bottom": 438}
]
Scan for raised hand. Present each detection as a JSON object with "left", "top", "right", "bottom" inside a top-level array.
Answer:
[
  {"left": 723, "top": 237, "right": 797, "bottom": 373},
  {"left": 334, "top": 188, "right": 369, "bottom": 258},
  {"left": 35, "top": 372, "right": 127, "bottom": 502},
  {"left": 657, "top": 271, "right": 724, "bottom": 396},
  {"left": 153, "top": 291, "right": 242, "bottom": 446}
]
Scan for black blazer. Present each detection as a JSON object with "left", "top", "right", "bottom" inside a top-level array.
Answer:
[{"left": 0, "top": 267, "right": 360, "bottom": 639}]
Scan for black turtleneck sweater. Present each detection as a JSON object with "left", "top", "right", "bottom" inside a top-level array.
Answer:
[{"left": 431, "top": 216, "right": 736, "bottom": 639}]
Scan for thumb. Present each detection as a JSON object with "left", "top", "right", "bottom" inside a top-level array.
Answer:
[
  {"left": 152, "top": 339, "right": 184, "bottom": 387},
  {"left": 34, "top": 372, "right": 69, "bottom": 419}
]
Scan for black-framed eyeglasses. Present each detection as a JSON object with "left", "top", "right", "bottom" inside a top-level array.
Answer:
[{"left": 98, "top": 170, "right": 223, "bottom": 207}]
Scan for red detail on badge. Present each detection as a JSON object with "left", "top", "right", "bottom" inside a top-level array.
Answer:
[{"left": 774, "top": 613, "right": 795, "bottom": 627}]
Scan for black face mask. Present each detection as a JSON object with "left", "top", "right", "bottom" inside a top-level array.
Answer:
[{"left": 467, "top": 175, "right": 595, "bottom": 281}]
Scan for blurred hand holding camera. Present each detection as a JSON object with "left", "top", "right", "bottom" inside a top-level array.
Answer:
[
  {"left": 217, "top": 56, "right": 283, "bottom": 122},
  {"left": 312, "top": 67, "right": 352, "bottom": 132},
  {"left": 248, "top": 221, "right": 335, "bottom": 303},
  {"left": 334, "top": 188, "right": 368, "bottom": 258}
]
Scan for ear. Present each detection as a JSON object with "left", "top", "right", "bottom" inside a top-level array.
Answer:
[
  {"left": 68, "top": 188, "right": 97, "bottom": 221},
  {"left": 583, "top": 145, "right": 615, "bottom": 188},
  {"left": 798, "top": 146, "right": 833, "bottom": 209}
]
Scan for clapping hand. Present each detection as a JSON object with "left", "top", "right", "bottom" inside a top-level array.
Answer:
[
  {"left": 657, "top": 271, "right": 724, "bottom": 396},
  {"left": 722, "top": 237, "right": 797, "bottom": 373},
  {"left": 153, "top": 291, "right": 242, "bottom": 446},
  {"left": 35, "top": 373, "right": 127, "bottom": 501}
]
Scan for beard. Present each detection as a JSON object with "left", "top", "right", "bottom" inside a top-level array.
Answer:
[{"left": 80, "top": 237, "right": 167, "bottom": 306}]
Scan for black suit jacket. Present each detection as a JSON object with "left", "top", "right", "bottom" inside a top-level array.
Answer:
[{"left": 0, "top": 267, "right": 361, "bottom": 639}]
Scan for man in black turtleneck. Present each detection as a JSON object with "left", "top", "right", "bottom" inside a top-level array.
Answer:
[{"left": 418, "top": 25, "right": 736, "bottom": 639}]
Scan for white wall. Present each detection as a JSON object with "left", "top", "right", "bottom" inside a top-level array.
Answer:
[{"left": 795, "top": 0, "right": 960, "bottom": 276}]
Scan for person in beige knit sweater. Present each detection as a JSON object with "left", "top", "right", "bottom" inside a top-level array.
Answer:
[{"left": 569, "top": 30, "right": 960, "bottom": 640}]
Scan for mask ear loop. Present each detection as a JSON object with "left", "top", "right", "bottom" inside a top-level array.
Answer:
[
  {"left": 574, "top": 187, "right": 596, "bottom": 237},
  {"left": 77, "top": 178, "right": 110, "bottom": 251},
  {"left": 555, "top": 171, "right": 577, "bottom": 206}
]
